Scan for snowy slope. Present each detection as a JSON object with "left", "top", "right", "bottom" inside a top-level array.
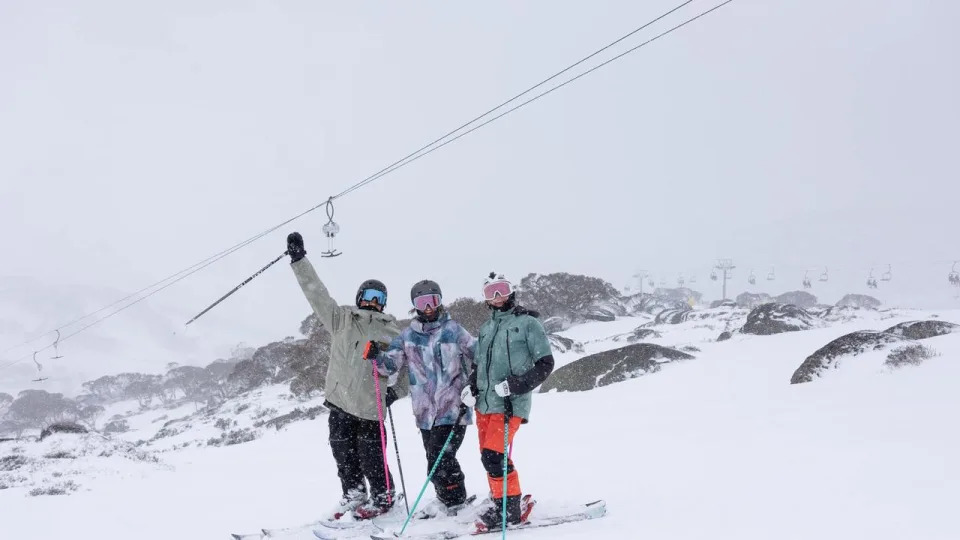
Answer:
[{"left": 1, "top": 308, "right": 958, "bottom": 540}]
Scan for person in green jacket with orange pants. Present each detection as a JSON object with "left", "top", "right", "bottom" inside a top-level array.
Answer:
[{"left": 459, "top": 272, "right": 555, "bottom": 532}]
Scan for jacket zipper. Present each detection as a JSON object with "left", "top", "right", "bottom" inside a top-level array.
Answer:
[{"left": 484, "top": 319, "right": 502, "bottom": 412}]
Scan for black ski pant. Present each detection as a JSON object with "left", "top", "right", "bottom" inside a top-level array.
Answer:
[
  {"left": 420, "top": 423, "right": 467, "bottom": 507},
  {"left": 327, "top": 402, "right": 395, "bottom": 505}
]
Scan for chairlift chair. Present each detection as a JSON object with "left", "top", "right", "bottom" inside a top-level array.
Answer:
[
  {"left": 689, "top": 274, "right": 697, "bottom": 284},
  {"left": 802, "top": 271, "right": 812, "bottom": 289},
  {"left": 50, "top": 329, "right": 64, "bottom": 359},
  {"left": 710, "top": 271, "right": 718, "bottom": 281},
  {"left": 867, "top": 269, "right": 878, "bottom": 289},
  {"left": 819, "top": 267, "right": 828, "bottom": 282},
  {"left": 950, "top": 262, "right": 960, "bottom": 286},
  {"left": 748, "top": 270, "right": 756, "bottom": 285},
  {"left": 648, "top": 278, "right": 655, "bottom": 289},
  {"left": 677, "top": 274, "right": 685, "bottom": 287},
  {"left": 320, "top": 199, "right": 342, "bottom": 258},
  {"left": 881, "top": 264, "right": 892, "bottom": 282},
  {"left": 767, "top": 267, "right": 775, "bottom": 281}
]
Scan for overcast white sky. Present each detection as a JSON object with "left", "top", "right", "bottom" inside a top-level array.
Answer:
[{"left": 2, "top": 1, "right": 958, "bottom": 394}]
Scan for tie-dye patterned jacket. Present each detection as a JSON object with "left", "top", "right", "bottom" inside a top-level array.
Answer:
[{"left": 374, "top": 311, "right": 477, "bottom": 430}]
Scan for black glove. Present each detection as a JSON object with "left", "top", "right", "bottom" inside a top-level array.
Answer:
[
  {"left": 385, "top": 386, "right": 398, "bottom": 408},
  {"left": 287, "top": 232, "right": 306, "bottom": 263}
]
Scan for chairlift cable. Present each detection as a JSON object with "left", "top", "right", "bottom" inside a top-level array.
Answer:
[{"left": 0, "top": 0, "right": 737, "bottom": 370}]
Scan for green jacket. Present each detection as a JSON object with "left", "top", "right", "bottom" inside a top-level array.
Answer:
[
  {"left": 474, "top": 307, "right": 553, "bottom": 420},
  {"left": 291, "top": 257, "right": 401, "bottom": 421}
]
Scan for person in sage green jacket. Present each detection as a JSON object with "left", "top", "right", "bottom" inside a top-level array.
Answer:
[
  {"left": 287, "top": 232, "right": 402, "bottom": 520},
  {"left": 459, "top": 272, "right": 555, "bottom": 532}
]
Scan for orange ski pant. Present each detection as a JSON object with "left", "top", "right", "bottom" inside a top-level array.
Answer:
[{"left": 475, "top": 411, "right": 523, "bottom": 498}]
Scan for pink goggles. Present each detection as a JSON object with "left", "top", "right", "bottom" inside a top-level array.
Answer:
[
  {"left": 413, "top": 294, "right": 442, "bottom": 312},
  {"left": 482, "top": 280, "right": 513, "bottom": 301}
]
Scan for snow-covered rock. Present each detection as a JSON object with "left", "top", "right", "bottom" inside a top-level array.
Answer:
[
  {"left": 542, "top": 316, "right": 570, "bottom": 334},
  {"left": 540, "top": 343, "right": 694, "bottom": 393},
  {"left": 836, "top": 294, "right": 882, "bottom": 309},
  {"left": 790, "top": 331, "right": 907, "bottom": 384},
  {"left": 774, "top": 291, "right": 818, "bottom": 308},
  {"left": 583, "top": 308, "right": 617, "bottom": 322},
  {"left": 654, "top": 308, "right": 693, "bottom": 325},
  {"left": 741, "top": 303, "right": 816, "bottom": 335},
  {"left": 791, "top": 320, "right": 958, "bottom": 384},
  {"left": 736, "top": 292, "right": 773, "bottom": 309},
  {"left": 883, "top": 320, "right": 960, "bottom": 340}
]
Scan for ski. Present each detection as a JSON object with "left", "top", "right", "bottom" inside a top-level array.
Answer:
[
  {"left": 314, "top": 495, "right": 479, "bottom": 539},
  {"left": 262, "top": 519, "right": 330, "bottom": 537},
  {"left": 368, "top": 499, "right": 606, "bottom": 540}
]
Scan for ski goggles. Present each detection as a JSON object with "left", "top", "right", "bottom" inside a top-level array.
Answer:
[
  {"left": 482, "top": 280, "right": 513, "bottom": 301},
  {"left": 360, "top": 288, "right": 387, "bottom": 305},
  {"left": 413, "top": 294, "right": 442, "bottom": 312}
]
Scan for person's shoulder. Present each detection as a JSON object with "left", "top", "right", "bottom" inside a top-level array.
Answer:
[{"left": 478, "top": 317, "right": 495, "bottom": 333}]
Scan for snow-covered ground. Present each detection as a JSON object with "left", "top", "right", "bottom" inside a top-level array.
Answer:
[{"left": 2, "top": 307, "right": 958, "bottom": 540}]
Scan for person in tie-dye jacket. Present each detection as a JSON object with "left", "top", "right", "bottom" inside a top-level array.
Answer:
[{"left": 363, "top": 279, "right": 477, "bottom": 517}]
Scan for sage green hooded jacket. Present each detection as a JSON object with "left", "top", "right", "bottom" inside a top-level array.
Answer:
[{"left": 291, "top": 257, "right": 401, "bottom": 421}]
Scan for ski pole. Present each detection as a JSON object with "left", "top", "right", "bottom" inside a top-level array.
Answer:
[
  {"left": 373, "top": 362, "right": 392, "bottom": 506},
  {"left": 502, "top": 398, "right": 510, "bottom": 540},
  {"left": 185, "top": 251, "right": 288, "bottom": 325},
  {"left": 387, "top": 401, "right": 410, "bottom": 515},
  {"left": 397, "top": 407, "right": 468, "bottom": 536}
]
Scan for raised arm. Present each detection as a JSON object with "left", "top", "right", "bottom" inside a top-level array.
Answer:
[{"left": 287, "top": 232, "right": 344, "bottom": 333}]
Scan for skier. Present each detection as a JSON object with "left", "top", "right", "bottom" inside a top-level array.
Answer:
[
  {"left": 461, "top": 272, "right": 555, "bottom": 531},
  {"left": 286, "top": 232, "right": 402, "bottom": 520},
  {"left": 364, "top": 280, "right": 477, "bottom": 518}
]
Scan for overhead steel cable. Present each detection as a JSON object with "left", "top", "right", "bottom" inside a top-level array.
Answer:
[{"left": 0, "top": 0, "right": 737, "bottom": 370}]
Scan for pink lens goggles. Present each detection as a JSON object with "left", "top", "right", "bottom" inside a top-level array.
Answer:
[
  {"left": 413, "top": 294, "right": 442, "bottom": 312},
  {"left": 482, "top": 280, "right": 513, "bottom": 301}
]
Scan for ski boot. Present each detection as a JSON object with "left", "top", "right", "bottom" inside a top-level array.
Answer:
[
  {"left": 475, "top": 494, "right": 532, "bottom": 532},
  {"left": 330, "top": 487, "right": 367, "bottom": 520},
  {"left": 352, "top": 491, "right": 396, "bottom": 520}
]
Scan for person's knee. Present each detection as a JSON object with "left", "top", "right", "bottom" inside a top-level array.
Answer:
[{"left": 481, "top": 448, "right": 510, "bottom": 477}]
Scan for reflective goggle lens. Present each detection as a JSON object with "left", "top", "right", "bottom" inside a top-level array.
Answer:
[
  {"left": 361, "top": 289, "right": 387, "bottom": 305},
  {"left": 413, "top": 294, "right": 442, "bottom": 312},
  {"left": 482, "top": 281, "right": 513, "bottom": 301}
]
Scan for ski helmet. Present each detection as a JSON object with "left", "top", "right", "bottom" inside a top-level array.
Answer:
[
  {"left": 410, "top": 280, "right": 442, "bottom": 303},
  {"left": 356, "top": 279, "right": 388, "bottom": 308},
  {"left": 482, "top": 272, "right": 516, "bottom": 309}
]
